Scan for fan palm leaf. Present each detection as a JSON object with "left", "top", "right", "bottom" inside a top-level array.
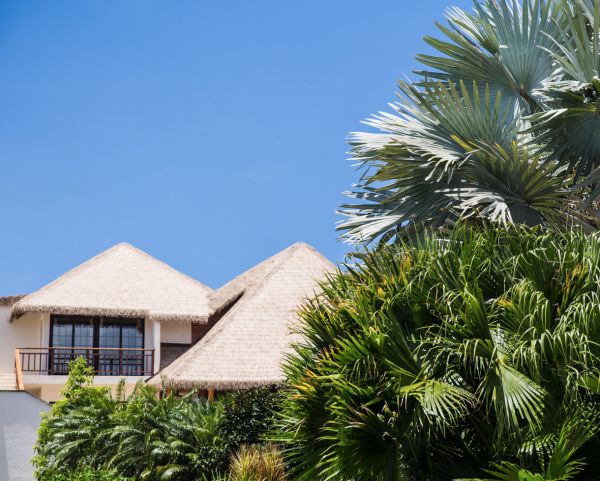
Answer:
[
  {"left": 340, "top": 0, "right": 600, "bottom": 243},
  {"left": 278, "top": 225, "right": 600, "bottom": 481}
]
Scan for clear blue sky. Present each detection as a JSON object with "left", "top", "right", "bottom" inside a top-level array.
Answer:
[{"left": 0, "top": 0, "right": 472, "bottom": 294}]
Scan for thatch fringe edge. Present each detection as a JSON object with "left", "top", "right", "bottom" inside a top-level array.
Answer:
[
  {"left": 11, "top": 304, "right": 209, "bottom": 324},
  {"left": 148, "top": 375, "right": 285, "bottom": 391},
  {"left": 0, "top": 295, "right": 26, "bottom": 307}
]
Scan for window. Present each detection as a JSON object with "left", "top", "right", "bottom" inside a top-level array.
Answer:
[{"left": 50, "top": 315, "right": 145, "bottom": 375}]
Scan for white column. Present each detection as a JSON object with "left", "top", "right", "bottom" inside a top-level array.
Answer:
[{"left": 152, "top": 320, "right": 161, "bottom": 374}]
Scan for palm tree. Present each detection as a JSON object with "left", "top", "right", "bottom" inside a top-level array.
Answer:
[
  {"left": 339, "top": 0, "right": 600, "bottom": 243},
  {"left": 278, "top": 225, "right": 600, "bottom": 481}
]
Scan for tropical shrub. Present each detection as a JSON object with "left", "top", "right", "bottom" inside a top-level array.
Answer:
[
  {"left": 339, "top": 0, "right": 600, "bottom": 243},
  {"left": 42, "top": 467, "right": 132, "bottom": 481},
  {"left": 35, "top": 360, "right": 282, "bottom": 481},
  {"left": 208, "top": 444, "right": 287, "bottom": 481},
  {"left": 35, "top": 359, "right": 226, "bottom": 481},
  {"left": 228, "top": 444, "right": 286, "bottom": 481},
  {"left": 278, "top": 225, "right": 600, "bottom": 481},
  {"left": 99, "top": 386, "right": 226, "bottom": 480},
  {"left": 218, "top": 386, "right": 282, "bottom": 451},
  {"left": 34, "top": 358, "right": 115, "bottom": 480}
]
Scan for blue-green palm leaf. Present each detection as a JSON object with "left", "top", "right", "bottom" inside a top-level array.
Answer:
[
  {"left": 278, "top": 225, "right": 600, "bottom": 481},
  {"left": 339, "top": 80, "right": 522, "bottom": 242},
  {"left": 417, "top": 0, "right": 559, "bottom": 117},
  {"left": 526, "top": 1, "right": 600, "bottom": 185},
  {"left": 341, "top": 0, "right": 600, "bottom": 243}
]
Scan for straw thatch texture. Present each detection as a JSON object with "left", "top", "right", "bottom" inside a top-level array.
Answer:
[
  {"left": 0, "top": 295, "right": 26, "bottom": 307},
  {"left": 149, "top": 242, "right": 335, "bottom": 390},
  {"left": 12, "top": 243, "right": 212, "bottom": 323}
]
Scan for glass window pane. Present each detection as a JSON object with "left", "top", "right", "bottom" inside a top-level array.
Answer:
[
  {"left": 120, "top": 319, "right": 144, "bottom": 375},
  {"left": 49, "top": 315, "right": 145, "bottom": 376}
]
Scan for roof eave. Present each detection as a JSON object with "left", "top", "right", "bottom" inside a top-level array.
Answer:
[
  {"left": 148, "top": 375, "right": 284, "bottom": 391},
  {"left": 10, "top": 304, "right": 210, "bottom": 324}
]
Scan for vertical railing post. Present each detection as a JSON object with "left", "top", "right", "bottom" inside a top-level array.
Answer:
[{"left": 14, "top": 349, "right": 24, "bottom": 391}]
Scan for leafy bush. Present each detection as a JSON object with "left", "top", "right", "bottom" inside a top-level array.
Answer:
[
  {"left": 42, "top": 467, "right": 132, "bottom": 481},
  {"left": 34, "top": 358, "right": 226, "bottom": 481},
  {"left": 219, "top": 386, "right": 282, "bottom": 450},
  {"left": 278, "top": 225, "right": 600, "bottom": 481},
  {"left": 34, "top": 358, "right": 115, "bottom": 480},
  {"left": 35, "top": 361, "right": 282, "bottom": 481}
]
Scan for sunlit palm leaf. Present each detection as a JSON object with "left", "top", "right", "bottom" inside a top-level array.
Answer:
[{"left": 341, "top": 0, "right": 600, "bottom": 243}]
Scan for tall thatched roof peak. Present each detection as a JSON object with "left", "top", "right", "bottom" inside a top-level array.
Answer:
[
  {"left": 150, "top": 241, "right": 335, "bottom": 390},
  {"left": 12, "top": 243, "right": 212, "bottom": 323},
  {"left": 209, "top": 241, "right": 330, "bottom": 314}
]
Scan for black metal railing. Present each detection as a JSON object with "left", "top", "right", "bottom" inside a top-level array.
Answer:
[{"left": 18, "top": 347, "right": 155, "bottom": 376}]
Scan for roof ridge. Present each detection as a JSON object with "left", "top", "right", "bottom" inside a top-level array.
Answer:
[
  {"left": 215, "top": 242, "right": 328, "bottom": 291},
  {"left": 208, "top": 242, "right": 320, "bottom": 308},
  {"left": 287, "top": 242, "right": 334, "bottom": 268},
  {"left": 15, "top": 243, "right": 128, "bottom": 306},
  {"left": 247, "top": 243, "right": 304, "bottom": 294},
  {"left": 149, "top": 242, "right": 335, "bottom": 389},
  {"left": 190, "top": 244, "right": 325, "bottom": 354},
  {"left": 245, "top": 242, "right": 334, "bottom": 298},
  {"left": 188, "top": 248, "right": 298, "bottom": 357},
  {"left": 119, "top": 243, "right": 212, "bottom": 293},
  {"left": 15, "top": 243, "right": 211, "bottom": 309}
]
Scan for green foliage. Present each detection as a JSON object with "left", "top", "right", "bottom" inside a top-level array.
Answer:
[
  {"left": 42, "top": 467, "right": 132, "bottom": 481},
  {"left": 228, "top": 444, "right": 286, "bottom": 481},
  {"left": 34, "top": 357, "right": 114, "bottom": 480},
  {"left": 35, "top": 360, "right": 283, "bottom": 481},
  {"left": 339, "top": 0, "right": 600, "bottom": 243},
  {"left": 219, "top": 386, "right": 282, "bottom": 450},
  {"left": 278, "top": 224, "right": 600, "bottom": 481},
  {"left": 207, "top": 444, "right": 287, "bottom": 481}
]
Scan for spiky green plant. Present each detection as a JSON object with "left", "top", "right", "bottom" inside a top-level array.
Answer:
[
  {"left": 278, "top": 224, "right": 600, "bottom": 481},
  {"left": 340, "top": 0, "right": 600, "bottom": 243},
  {"left": 228, "top": 444, "right": 286, "bottom": 481}
]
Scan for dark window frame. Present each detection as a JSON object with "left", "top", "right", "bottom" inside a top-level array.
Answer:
[
  {"left": 49, "top": 314, "right": 146, "bottom": 375},
  {"left": 50, "top": 315, "right": 145, "bottom": 349}
]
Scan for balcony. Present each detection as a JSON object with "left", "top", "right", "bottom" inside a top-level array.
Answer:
[{"left": 16, "top": 347, "right": 155, "bottom": 377}]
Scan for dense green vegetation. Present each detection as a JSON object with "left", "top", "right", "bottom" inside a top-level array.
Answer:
[
  {"left": 36, "top": 2, "right": 600, "bottom": 481},
  {"left": 339, "top": 0, "right": 600, "bottom": 243},
  {"left": 41, "top": 467, "right": 132, "bottom": 481},
  {"left": 35, "top": 358, "right": 281, "bottom": 481},
  {"left": 278, "top": 225, "right": 600, "bottom": 481}
]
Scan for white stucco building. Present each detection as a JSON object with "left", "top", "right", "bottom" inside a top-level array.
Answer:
[
  {"left": 0, "top": 241, "right": 335, "bottom": 481},
  {"left": 0, "top": 243, "right": 213, "bottom": 402}
]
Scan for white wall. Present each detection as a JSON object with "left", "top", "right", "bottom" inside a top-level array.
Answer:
[
  {"left": 160, "top": 322, "right": 192, "bottom": 344},
  {"left": 0, "top": 308, "right": 45, "bottom": 374},
  {"left": 0, "top": 391, "right": 49, "bottom": 481}
]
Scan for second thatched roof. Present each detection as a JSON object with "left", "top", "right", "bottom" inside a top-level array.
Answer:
[
  {"left": 149, "top": 242, "right": 335, "bottom": 390},
  {"left": 12, "top": 243, "right": 212, "bottom": 323}
]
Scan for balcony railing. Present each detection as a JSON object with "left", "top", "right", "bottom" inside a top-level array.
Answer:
[{"left": 18, "top": 347, "right": 155, "bottom": 377}]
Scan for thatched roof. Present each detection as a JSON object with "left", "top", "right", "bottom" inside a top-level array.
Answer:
[
  {"left": 0, "top": 295, "right": 26, "bottom": 307},
  {"left": 149, "top": 242, "right": 335, "bottom": 390},
  {"left": 12, "top": 243, "right": 212, "bottom": 323}
]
